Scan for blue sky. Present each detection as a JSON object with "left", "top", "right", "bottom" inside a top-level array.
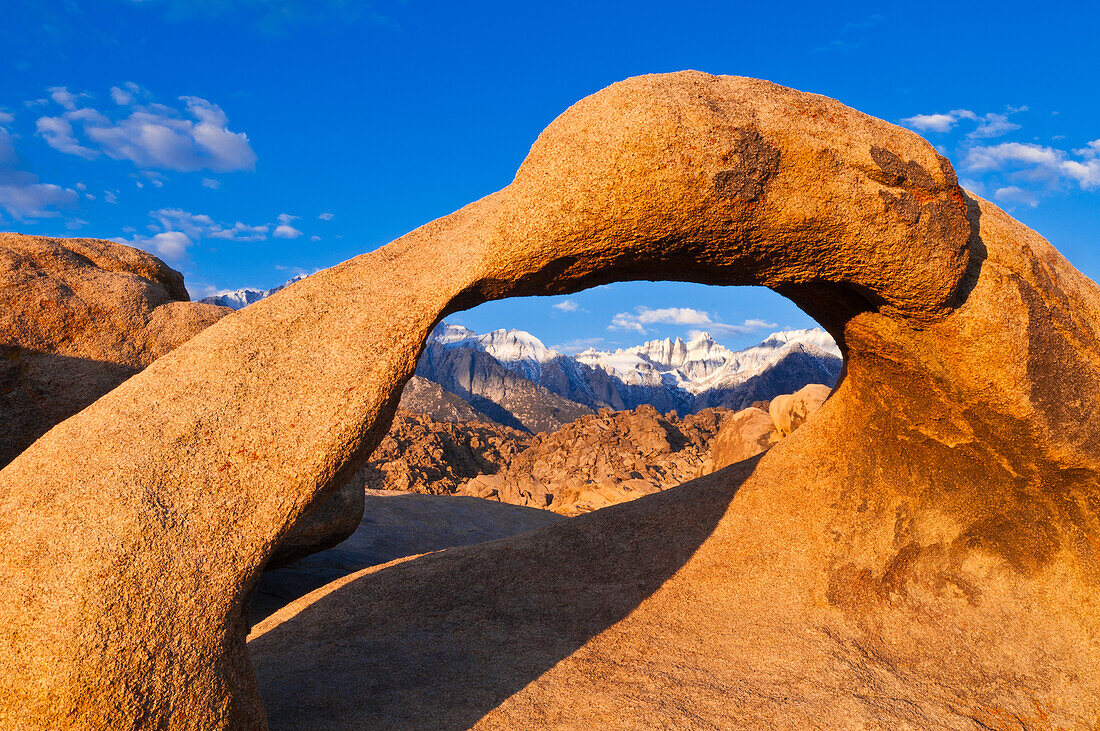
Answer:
[{"left": 2, "top": 1, "right": 1098, "bottom": 353}]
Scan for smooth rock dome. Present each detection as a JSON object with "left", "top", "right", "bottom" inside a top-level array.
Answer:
[{"left": 2, "top": 72, "right": 1097, "bottom": 729}]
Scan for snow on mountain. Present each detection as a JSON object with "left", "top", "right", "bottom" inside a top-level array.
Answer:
[
  {"left": 574, "top": 328, "right": 838, "bottom": 397},
  {"left": 199, "top": 274, "right": 307, "bottom": 310},
  {"left": 425, "top": 323, "right": 842, "bottom": 416}
]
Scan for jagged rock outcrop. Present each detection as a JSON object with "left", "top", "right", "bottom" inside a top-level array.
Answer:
[
  {"left": 461, "top": 405, "right": 728, "bottom": 515},
  {"left": 0, "top": 233, "right": 364, "bottom": 570},
  {"left": 360, "top": 409, "right": 529, "bottom": 495},
  {"left": 3, "top": 72, "right": 1097, "bottom": 729}
]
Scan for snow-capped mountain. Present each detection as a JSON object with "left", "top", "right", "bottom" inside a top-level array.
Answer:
[
  {"left": 418, "top": 323, "right": 843, "bottom": 427},
  {"left": 197, "top": 275, "right": 841, "bottom": 428},
  {"left": 199, "top": 274, "right": 306, "bottom": 310}
]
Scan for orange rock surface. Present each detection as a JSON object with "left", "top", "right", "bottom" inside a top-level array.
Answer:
[{"left": 2, "top": 72, "right": 1097, "bottom": 728}]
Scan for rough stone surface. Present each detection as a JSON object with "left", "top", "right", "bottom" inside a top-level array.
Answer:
[
  {"left": 696, "top": 404, "right": 780, "bottom": 475},
  {"left": 0, "top": 233, "right": 228, "bottom": 467},
  {"left": 0, "top": 233, "right": 364, "bottom": 572},
  {"left": 3, "top": 71, "right": 1097, "bottom": 729},
  {"left": 361, "top": 409, "right": 530, "bottom": 495},
  {"left": 769, "top": 382, "right": 832, "bottom": 436},
  {"left": 251, "top": 489, "right": 563, "bottom": 626},
  {"left": 460, "top": 404, "right": 728, "bottom": 515}
]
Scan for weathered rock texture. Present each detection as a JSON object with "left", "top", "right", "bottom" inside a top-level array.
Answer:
[
  {"left": 2, "top": 72, "right": 1097, "bottom": 729},
  {"left": 461, "top": 405, "right": 728, "bottom": 515},
  {"left": 251, "top": 489, "right": 563, "bottom": 626},
  {"left": 696, "top": 403, "right": 781, "bottom": 475},
  {"left": 0, "top": 234, "right": 228, "bottom": 467},
  {"left": 769, "top": 382, "right": 832, "bottom": 436},
  {"left": 361, "top": 409, "right": 530, "bottom": 495}
]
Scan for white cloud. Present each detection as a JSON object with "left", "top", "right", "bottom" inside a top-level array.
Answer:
[
  {"left": 318, "top": 211, "right": 334, "bottom": 221},
  {"left": 274, "top": 224, "right": 303, "bottom": 239},
  {"left": 901, "top": 112, "right": 966, "bottom": 133},
  {"left": 901, "top": 107, "right": 1023, "bottom": 140},
  {"left": 0, "top": 111, "right": 13, "bottom": 125},
  {"left": 113, "top": 231, "right": 193, "bottom": 262},
  {"left": 965, "top": 142, "right": 1061, "bottom": 172},
  {"left": 47, "top": 86, "right": 81, "bottom": 111},
  {"left": 552, "top": 337, "right": 606, "bottom": 354},
  {"left": 0, "top": 122, "right": 79, "bottom": 219},
  {"left": 273, "top": 213, "right": 302, "bottom": 239},
  {"left": 37, "top": 86, "right": 257, "bottom": 173},
  {"left": 994, "top": 186, "right": 1040, "bottom": 208},
  {"left": 149, "top": 208, "right": 269, "bottom": 241},
  {"left": 201, "top": 177, "right": 220, "bottom": 189},
  {"left": 36, "top": 116, "right": 98, "bottom": 159},
  {"left": 608, "top": 306, "right": 775, "bottom": 337},
  {"left": 552, "top": 299, "right": 580, "bottom": 312},
  {"left": 109, "top": 82, "right": 144, "bottom": 106},
  {"left": 969, "top": 113, "right": 1020, "bottom": 140},
  {"left": 0, "top": 181, "right": 79, "bottom": 219},
  {"left": 310, "top": 235, "right": 321, "bottom": 241}
]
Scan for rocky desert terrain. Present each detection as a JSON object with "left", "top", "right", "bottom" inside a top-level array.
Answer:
[{"left": 2, "top": 71, "right": 1098, "bottom": 731}]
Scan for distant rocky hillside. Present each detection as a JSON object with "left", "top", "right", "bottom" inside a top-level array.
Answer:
[
  {"left": 361, "top": 409, "right": 530, "bottom": 495},
  {"left": 369, "top": 382, "right": 831, "bottom": 516},
  {"left": 461, "top": 405, "right": 729, "bottom": 515}
]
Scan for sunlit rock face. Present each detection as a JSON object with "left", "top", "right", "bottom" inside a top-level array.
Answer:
[{"left": 3, "top": 72, "right": 1098, "bottom": 729}]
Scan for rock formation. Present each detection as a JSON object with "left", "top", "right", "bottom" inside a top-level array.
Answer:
[
  {"left": 251, "top": 489, "right": 563, "bottom": 626},
  {"left": 461, "top": 405, "right": 728, "bottom": 515},
  {"left": 361, "top": 409, "right": 529, "bottom": 495},
  {"left": 2, "top": 71, "right": 1097, "bottom": 729},
  {"left": 0, "top": 233, "right": 228, "bottom": 467},
  {"left": 769, "top": 382, "right": 832, "bottom": 436},
  {"left": 696, "top": 403, "right": 780, "bottom": 475},
  {"left": 0, "top": 233, "right": 364, "bottom": 571}
]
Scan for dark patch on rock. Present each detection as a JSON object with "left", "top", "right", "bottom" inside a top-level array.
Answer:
[
  {"left": 869, "top": 145, "right": 936, "bottom": 190},
  {"left": 710, "top": 128, "right": 780, "bottom": 202}
]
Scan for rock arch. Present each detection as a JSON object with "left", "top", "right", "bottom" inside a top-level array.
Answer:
[{"left": 2, "top": 72, "right": 1097, "bottom": 728}]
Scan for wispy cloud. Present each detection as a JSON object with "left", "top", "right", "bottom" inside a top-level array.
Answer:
[
  {"left": 900, "top": 103, "right": 1098, "bottom": 207},
  {"left": 552, "top": 299, "right": 581, "bottom": 312},
  {"left": 35, "top": 83, "right": 256, "bottom": 173},
  {"left": 318, "top": 211, "right": 334, "bottom": 221},
  {"left": 551, "top": 337, "right": 605, "bottom": 354},
  {"left": 113, "top": 230, "right": 192, "bottom": 262},
  {"left": 0, "top": 120, "right": 78, "bottom": 220},
  {"left": 273, "top": 213, "right": 303, "bottom": 239},
  {"left": 609, "top": 306, "right": 776, "bottom": 337}
]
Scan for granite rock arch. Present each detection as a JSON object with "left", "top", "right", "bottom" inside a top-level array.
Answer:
[{"left": 2, "top": 72, "right": 1097, "bottom": 728}]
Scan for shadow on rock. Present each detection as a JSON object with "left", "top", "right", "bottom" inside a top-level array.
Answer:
[{"left": 248, "top": 458, "right": 757, "bottom": 730}]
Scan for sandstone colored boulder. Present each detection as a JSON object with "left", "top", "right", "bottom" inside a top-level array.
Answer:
[
  {"left": 3, "top": 72, "right": 1098, "bottom": 729},
  {"left": 0, "top": 234, "right": 228, "bottom": 466},
  {"left": 0, "top": 234, "right": 363, "bottom": 570},
  {"left": 697, "top": 404, "right": 780, "bottom": 475},
  {"left": 768, "top": 382, "right": 831, "bottom": 436}
]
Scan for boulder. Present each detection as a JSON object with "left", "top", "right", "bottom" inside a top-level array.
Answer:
[
  {"left": 0, "top": 233, "right": 362, "bottom": 571},
  {"left": 768, "top": 382, "right": 832, "bottom": 436},
  {"left": 697, "top": 405, "right": 780, "bottom": 474},
  {"left": 3, "top": 71, "right": 1097, "bottom": 729}
]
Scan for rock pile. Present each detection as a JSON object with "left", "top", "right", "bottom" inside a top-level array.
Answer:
[
  {"left": 461, "top": 405, "right": 729, "bottom": 514},
  {"left": 361, "top": 410, "right": 529, "bottom": 495}
]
